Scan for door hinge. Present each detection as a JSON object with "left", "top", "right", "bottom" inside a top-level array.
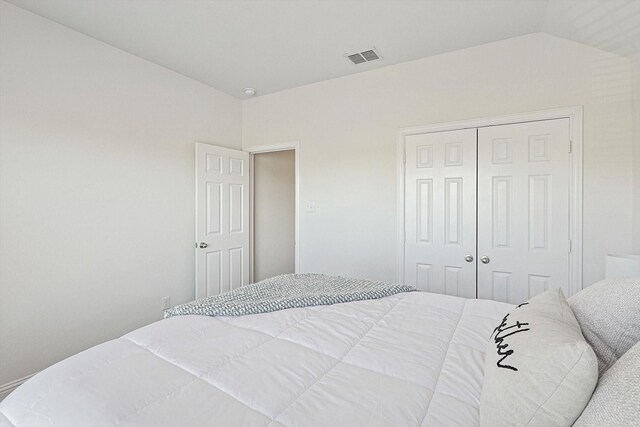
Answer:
[
  {"left": 403, "top": 151, "right": 406, "bottom": 164},
  {"left": 568, "top": 239, "right": 572, "bottom": 253},
  {"left": 569, "top": 140, "right": 572, "bottom": 153}
]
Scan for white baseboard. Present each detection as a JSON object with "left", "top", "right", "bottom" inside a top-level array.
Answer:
[{"left": 0, "top": 373, "right": 36, "bottom": 402}]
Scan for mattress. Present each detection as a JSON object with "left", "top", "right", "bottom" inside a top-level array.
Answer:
[{"left": 0, "top": 292, "right": 512, "bottom": 427}]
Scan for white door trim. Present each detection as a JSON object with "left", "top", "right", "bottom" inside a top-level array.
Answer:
[
  {"left": 245, "top": 142, "right": 300, "bottom": 283},
  {"left": 397, "top": 106, "right": 583, "bottom": 296}
]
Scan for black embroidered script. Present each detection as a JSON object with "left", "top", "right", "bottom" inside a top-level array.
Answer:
[{"left": 491, "top": 304, "right": 530, "bottom": 371}]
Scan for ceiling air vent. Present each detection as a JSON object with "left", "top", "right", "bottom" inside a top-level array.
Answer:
[
  {"left": 348, "top": 53, "right": 367, "bottom": 64},
  {"left": 361, "top": 49, "right": 379, "bottom": 61},
  {"left": 346, "top": 48, "right": 381, "bottom": 65}
]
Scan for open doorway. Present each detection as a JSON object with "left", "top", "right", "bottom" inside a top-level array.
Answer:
[{"left": 248, "top": 143, "right": 299, "bottom": 283}]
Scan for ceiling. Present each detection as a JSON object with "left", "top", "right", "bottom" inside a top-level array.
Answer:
[{"left": 6, "top": 0, "right": 640, "bottom": 98}]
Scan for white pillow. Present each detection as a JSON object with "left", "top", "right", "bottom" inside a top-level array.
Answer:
[{"left": 480, "top": 288, "right": 598, "bottom": 427}]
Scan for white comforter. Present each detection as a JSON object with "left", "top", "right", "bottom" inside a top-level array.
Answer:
[{"left": 0, "top": 292, "right": 512, "bottom": 427}]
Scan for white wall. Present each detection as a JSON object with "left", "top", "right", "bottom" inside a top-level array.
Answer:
[
  {"left": 0, "top": 1, "right": 242, "bottom": 391},
  {"left": 253, "top": 150, "right": 296, "bottom": 281},
  {"left": 243, "top": 33, "right": 635, "bottom": 288},
  {"left": 632, "top": 53, "right": 640, "bottom": 254}
]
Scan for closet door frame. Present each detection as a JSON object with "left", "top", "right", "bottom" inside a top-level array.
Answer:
[{"left": 397, "top": 106, "right": 583, "bottom": 296}]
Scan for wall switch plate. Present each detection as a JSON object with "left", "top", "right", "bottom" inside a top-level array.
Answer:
[
  {"left": 162, "top": 296, "right": 171, "bottom": 310},
  {"left": 305, "top": 201, "right": 316, "bottom": 213}
]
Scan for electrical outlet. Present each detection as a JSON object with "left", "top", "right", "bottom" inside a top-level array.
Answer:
[{"left": 162, "top": 296, "right": 171, "bottom": 310}]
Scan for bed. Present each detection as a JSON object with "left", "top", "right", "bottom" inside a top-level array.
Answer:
[
  {"left": 4, "top": 274, "right": 636, "bottom": 427},
  {"left": 0, "top": 286, "right": 511, "bottom": 426}
]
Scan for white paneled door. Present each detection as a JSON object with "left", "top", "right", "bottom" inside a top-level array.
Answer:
[
  {"left": 404, "top": 129, "right": 478, "bottom": 298},
  {"left": 196, "top": 143, "right": 250, "bottom": 299},
  {"left": 403, "top": 118, "right": 572, "bottom": 303},
  {"left": 477, "top": 119, "right": 571, "bottom": 303}
]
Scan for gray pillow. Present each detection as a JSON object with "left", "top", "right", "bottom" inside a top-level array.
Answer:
[
  {"left": 574, "top": 341, "right": 640, "bottom": 426},
  {"left": 568, "top": 276, "right": 640, "bottom": 376}
]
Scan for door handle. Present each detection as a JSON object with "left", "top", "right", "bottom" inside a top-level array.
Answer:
[
  {"left": 480, "top": 256, "right": 490, "bottom": 264},
  {"left": 198, "top": 242, "right": 208, "bottom": 249},
  {"left": 464, "top": 254, "right": 474, "bottom": 262}
]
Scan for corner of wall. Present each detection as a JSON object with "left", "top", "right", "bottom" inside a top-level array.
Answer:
[{"left": 632, "top": 53, "right": 640, "bottom": 254}]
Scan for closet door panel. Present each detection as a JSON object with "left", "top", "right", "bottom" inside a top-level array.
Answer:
[
  {"left": 405, "top": 129, "right": 477, "bottom": 298},
  {"left": 477, "top": 119, "right": 571, "bottom": 304}
]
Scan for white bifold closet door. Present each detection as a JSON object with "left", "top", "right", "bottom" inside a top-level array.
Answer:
[
  {"left": 476, "top": 119, "right": 571, "bottom": 303},
  {"left": 404, "top": 129, "right": 478, "bottom": 298}
]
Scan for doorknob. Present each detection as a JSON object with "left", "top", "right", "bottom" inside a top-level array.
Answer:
[
  {"left": 464, "top": 254, "right": 474, "bottom": 262},
  {"left": 480, "top": 256, "right": 490, "bottom": 264},
  {"left": 198, "top": 242, "right": 208, "bottom": 249}
]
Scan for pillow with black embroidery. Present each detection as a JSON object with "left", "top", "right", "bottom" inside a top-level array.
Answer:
[{"left": 480, "top": 288, "right": 598, "bottom": 427}]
